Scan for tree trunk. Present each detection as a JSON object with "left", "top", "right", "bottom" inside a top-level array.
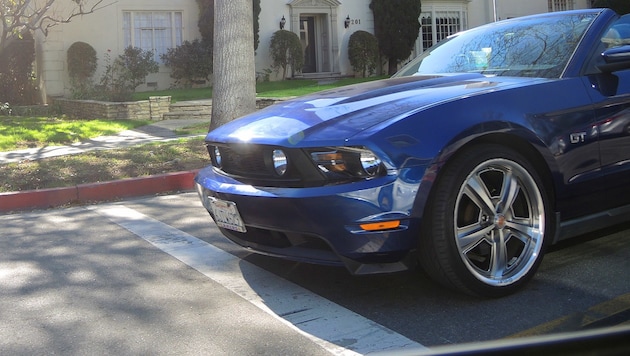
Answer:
[
  {"left": 210, "top": 0, "right": 257, "bottom": 131},
  {"left": 388, "top": 58, "right": 398, "bottom": 76}
]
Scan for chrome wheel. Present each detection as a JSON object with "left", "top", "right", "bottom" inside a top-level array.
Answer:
[
  {"left": 454, "top": 158, "right": 545, "bottom": 287},
  {"left": 419, "top": 144, "right": 552, "bottom": 297}
]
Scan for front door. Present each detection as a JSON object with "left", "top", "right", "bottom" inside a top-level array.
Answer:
[
  {"left": 584, "top": 14, "right": 630, "bottom": 211},
  {"left": 300, "top": 17, "right": 316, "bottom": 73}
]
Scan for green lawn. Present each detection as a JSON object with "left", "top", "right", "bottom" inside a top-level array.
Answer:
[
  {"left": 132, "top": 76, "right": 388, "bottom": 102},
  {"left": 0, "top": 117, "right": 150, "bottom": 151}
]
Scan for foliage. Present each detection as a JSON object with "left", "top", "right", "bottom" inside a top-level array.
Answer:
[
  {"left": 196, "top": 0, "right": 214, "bottom": 46},
  {"left": 67, "top": 41, "right": 98, "bottom": 99},
  {"left": 98, "top": 47, "right": 159, "bottom": 102},
  {"left": 370, "top": 0, "right": 422, "bottom": 75},
  {"left": 1, "top": 103, "right": 12, "bottom": 115},
  {"left": 269, "top": 30, "right": 304, "bottom": 79},
  {"left": 0, "top": 32, "right": 37, "bottom": 105},
  {"left": 161, "top": 39, "right": 213, "bottom": 88},
  {"left": 348, "top": 30, "right": 380, "bottom": 77},
  {"left": 253, "top": 0, "right": 261, "bottom": 51},
  {"left": 256, "top": 68, "right": 273, "bottom": 82},
  {"left": 67, "top": 42, "right": 97, "bottom": 80},
  {"left": 593, "top": 0, "right": 630, "bottom": 14},
  {"left": 196, "top": 0, "right": 261, "bottom": 50}
]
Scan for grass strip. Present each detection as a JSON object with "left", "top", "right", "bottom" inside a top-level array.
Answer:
[
  {"left": 132, "top": 76, "right": 388, "bottom": 102},
  {"left": 0, "top": 138, "right": 208, "bottom": 193},
  {"left": 0, "top": 117, "right": 150, "bottom": 151}
]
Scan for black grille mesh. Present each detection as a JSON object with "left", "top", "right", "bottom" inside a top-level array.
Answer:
[{"left": 221, "top": 146, "right": 268, "bottom": 176}]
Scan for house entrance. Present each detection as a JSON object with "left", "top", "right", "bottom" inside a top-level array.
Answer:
[{"left": 300, "top": 16, "right": 317, "bottom": 73}]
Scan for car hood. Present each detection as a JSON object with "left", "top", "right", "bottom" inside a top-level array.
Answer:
[{"left": 205, "top": 73, "right": 543, "bottom": 146}]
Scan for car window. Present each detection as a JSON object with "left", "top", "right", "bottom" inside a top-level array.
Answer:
[{"left": 395, "top": 12, "right": 596, "bottom": 79}]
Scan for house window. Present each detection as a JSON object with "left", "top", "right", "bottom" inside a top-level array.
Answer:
[
  {"left": 123, "top": 11, "right": 183, "bottom": 63},
  {"left": 548, "top": 0, "right": 574, "bottom": 12},
  {"left": 419, "top": 9, "right": 467, "bottom": 53}
]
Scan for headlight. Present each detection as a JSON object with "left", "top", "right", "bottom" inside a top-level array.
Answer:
[
  {"left": 213, "top": 146, "right": 222, "bottom": 168},
  {"left": 309, "top": 147, "right": 385, "bottom": 179},
  {"left": 272, "top": 149, "right": 288, "bottom": 176},
  {"left": 359, "top": 150, "right": 382, "bottom": 176}
]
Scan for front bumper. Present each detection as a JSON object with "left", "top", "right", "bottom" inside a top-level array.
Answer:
[{"left": 194, "top": 166, "right": 423, "bottom": 274}]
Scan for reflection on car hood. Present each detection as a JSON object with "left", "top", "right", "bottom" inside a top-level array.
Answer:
[{"left": 205, "top": 73, "right": 541, "bottom": 146}]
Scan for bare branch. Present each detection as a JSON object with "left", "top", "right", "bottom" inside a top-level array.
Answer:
[
  {"left": 40, "top": 1, "right": 116, "bottom": 36},
  {"left": 1, "top": 0, "right": 115, "bottom": 51}
]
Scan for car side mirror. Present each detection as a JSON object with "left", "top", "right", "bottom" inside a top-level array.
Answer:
[{"left": 597, "top": 45, "right": 630, "bottom": 73}]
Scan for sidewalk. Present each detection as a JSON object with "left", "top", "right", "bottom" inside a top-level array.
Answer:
[{"left": 0, "top": 119, "right": 210, "bottom": 213}]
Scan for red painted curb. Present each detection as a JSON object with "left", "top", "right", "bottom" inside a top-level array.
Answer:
[
  {"left": 0, "top": 186, "right": 78, "bottom": 213},
  {"left": 0, "top": 170, "right": 199, "bottom": 214}
]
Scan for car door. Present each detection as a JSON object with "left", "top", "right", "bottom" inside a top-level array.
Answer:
[{"left": 583, "top": 14, "right": 630, "bottom": 210}]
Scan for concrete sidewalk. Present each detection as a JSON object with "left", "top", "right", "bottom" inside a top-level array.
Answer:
[{"left": 0, "top": 119, "right": 210, "bottom": 213}]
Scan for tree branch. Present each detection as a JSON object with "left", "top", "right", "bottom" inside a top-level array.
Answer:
[
  {"left": 1, "top": 1, "right": 115, "bottom": 51},
  {"left": 39, "top": 1, "right": 116, "bottom": 36}
]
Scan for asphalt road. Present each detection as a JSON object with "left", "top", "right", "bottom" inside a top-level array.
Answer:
[{"left": 1, "top": 192, "right": 629, "bottom": 355}]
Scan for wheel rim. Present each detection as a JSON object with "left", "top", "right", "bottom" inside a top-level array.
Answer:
[{"left": 454, "top": 158, "right": 545, "bottom": 287}]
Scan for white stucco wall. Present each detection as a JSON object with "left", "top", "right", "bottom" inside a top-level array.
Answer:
[
  {"left": 468, "top": 0, "right": 592, "bottom": 27},
  {"left": 37, "top": 0, "right": 201, "bottom": 99}
]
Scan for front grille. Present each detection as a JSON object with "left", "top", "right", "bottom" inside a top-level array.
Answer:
[
  {"left": 220, "top": 226, "right": 342, "bottom": 265},
  {"left": 207, "top": 143, "right": 327, "bottom": 187},
  {"left": 221, "top": 145, "right": 269, "bottom": 177}
]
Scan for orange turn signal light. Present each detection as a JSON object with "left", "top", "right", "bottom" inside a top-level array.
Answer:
[{"left": 359, "top": 220, "right": 401, "bottom": 231}]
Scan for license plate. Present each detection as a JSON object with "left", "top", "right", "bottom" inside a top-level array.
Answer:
[{"left": 209, "top": 198, "right": 247, "bottom": 233}]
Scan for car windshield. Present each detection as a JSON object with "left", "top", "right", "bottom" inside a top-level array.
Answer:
[{"left": 395, "top": 12, "right": 598, "bottom": 79}]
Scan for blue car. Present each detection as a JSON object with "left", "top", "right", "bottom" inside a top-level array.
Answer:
[{"left": 195, "top": 8, "right": 630, "bottom": 297}]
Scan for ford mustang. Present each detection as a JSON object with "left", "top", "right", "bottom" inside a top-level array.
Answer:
[{"left": 195, "top": 8, "right": 630, "bottom": 297}]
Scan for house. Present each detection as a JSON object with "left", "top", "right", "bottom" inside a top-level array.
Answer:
[{"left": 35, "top": 0, "right": 593, "bottom": 103}]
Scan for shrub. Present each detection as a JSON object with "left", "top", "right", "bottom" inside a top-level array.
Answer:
[
  {"left": 196, "top": 0, "right": 214, "bottom": 45},
  {"left": 67, "top": 41, "right": 98, "bottom": 99},
  {"left": 0, "top": 102, "right": 12, "bottom": 115},
  {"left": 348, "top": 31, "right": 379, "bottom": 77},
  {"left": 67, "top": 42, "right": 97, "bottom": 82},
  {"left": 370, "top": 0, "right": 422, "bottom": 75},
  {"left": 592, "top": 0, "right": 630, "bottom": 14},
  {"left": 253, "top": 0, "right": 261, "bottom": 51},
  {"left": 98, "top": 47, "right": 159, "bottom": 101},
  {"left": 269, "top": 30, "right": 304, "bottom": 79},
  {"left": 0, "top": 32, "right": 37, "bottom": 105},
  {"left": 161, "top": 39, "right": 212, "bottom": 88}
]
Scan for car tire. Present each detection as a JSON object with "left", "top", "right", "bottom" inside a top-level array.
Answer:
[{"left": 419, "top": 144, "right": 552, "bottom": 297}]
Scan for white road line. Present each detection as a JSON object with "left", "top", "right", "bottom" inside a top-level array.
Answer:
[{"left": 90, "top": 204, "right": 427, "bottom": 355}]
